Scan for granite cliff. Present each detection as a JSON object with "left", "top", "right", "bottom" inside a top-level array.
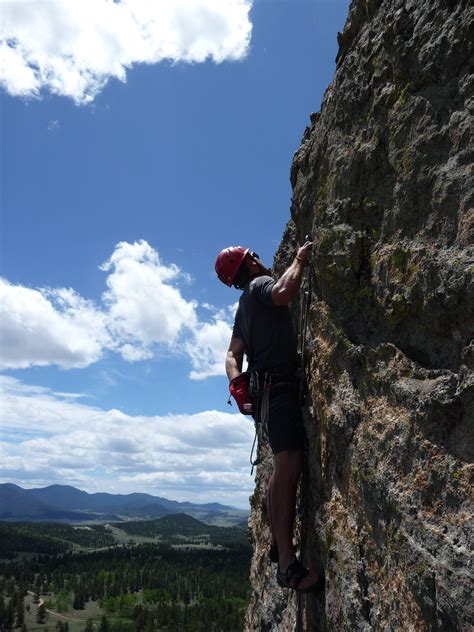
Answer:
[{"left": 244, "top": 0, "right": 473, "bottom": 630}]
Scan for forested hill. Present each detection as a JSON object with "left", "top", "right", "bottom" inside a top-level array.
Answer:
[
  {"left": 0, "top": 516, "right": 251, "bottom": 631},
  {"left": 0, "top": 513, "right": 249, "bottom": 559},
  {"left": 117, "top": 513, "right": 210, "bottom": 537},
  {"left": 112, "top": 513, "right": 249, "bottom": 547}
]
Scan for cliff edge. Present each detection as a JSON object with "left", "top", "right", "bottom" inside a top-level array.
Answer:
[{"left": 244, "top": 0, "right": 473, "bottom": 630}]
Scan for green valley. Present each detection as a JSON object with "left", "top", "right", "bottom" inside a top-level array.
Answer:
[{"left": 0, "top": 514, "right": 251, "bottom": 631}]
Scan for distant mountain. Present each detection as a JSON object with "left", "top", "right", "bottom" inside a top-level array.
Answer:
[
  {"left": 28, "top": 485, "right": 168, "bottom": 514},
  {"left": 28, "top": 484, "right": 237, "bottom": 514},
  {"left": 0, "top": 484, "right": 97, "bottom": 522},
  {"left": 0, "top": 484, "right": 248, "bottom": 524}
]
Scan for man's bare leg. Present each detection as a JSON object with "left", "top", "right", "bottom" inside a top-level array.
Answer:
[
  {"left": 270, "top": 449, "right": 320, "bottom": 589},
  {"left": 270, "top": 449, "right": 302, "bottom": 566}
]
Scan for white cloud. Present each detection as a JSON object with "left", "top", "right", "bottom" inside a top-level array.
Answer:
[
  {"left": 186, "top": 305, "right": 236, "bottom": 380},
  {"left": 0, "top": 240, "right": 233, "bottom": 377},
  {"left": 47, "top": 119, "right": 60, "bottom": 131},
  {"left": 119, "top": 344, "right": 153, "bottom": 362},
  {"left": 0, "top": 0, "right": 253, "bottom": 104},
  {"left": 0, "top": 376, "right": 254, "bottom": 506},
  {"left": 101, "top": 240, "right": 198, "bottom": 354},
  {"left": 0, "top": 279, "right": 110, "bottom": 369}
]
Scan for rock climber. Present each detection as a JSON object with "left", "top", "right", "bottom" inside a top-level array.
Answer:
[{"left": 215, "top": 243, "right": 324, "bottom": 594}]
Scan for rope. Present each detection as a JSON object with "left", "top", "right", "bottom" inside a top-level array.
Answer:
[
  {"left": 295, "top": 447, "right": 310, "bottom": 632},
  {"left": 296, "top": 235, "right": 314, "bottom": 631},
  {"left": 298, "top": 235, "right": 315, "bottom": 409}
]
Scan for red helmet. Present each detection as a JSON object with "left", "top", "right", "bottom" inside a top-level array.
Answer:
[{"left": 215, "top": 246, "right": 249, "bottom": 287}]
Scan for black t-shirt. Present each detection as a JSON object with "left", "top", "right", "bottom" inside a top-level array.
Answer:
[{"left": 232, "top": 275, "right": 298, "bottom": 373}]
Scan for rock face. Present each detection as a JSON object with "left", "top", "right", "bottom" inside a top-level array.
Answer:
[{"left": 244, "top": 0, "right": 473, "bottom": 630}]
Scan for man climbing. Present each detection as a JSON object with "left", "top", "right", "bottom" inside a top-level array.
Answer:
[{"left": 215, "top": 243, "right": 324, "bottom": 594}]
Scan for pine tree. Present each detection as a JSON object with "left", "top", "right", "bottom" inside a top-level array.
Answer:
[
  {"left": 84, "top": 619, "right": 94, "bottom": 632},
  {"left": 5, "top": 579, "right": 15, "bottom": 596},
  {"left": 144, "top": 615, "right": 156, "bottom": 632},
  {"left": 72, "top": 591, "right": 85, "bottom": 610},
  {"left": 36, "top": 602, "right": 46, "bottom": 624},
  {"left": 6, "top": 596, "right": 16, "bottom": 630},
  {"left": 98, "top": 615, "right": 109, "bottom": 632},
  {"left": 16, "top": 590, "right": 25, "bottom": 628}
]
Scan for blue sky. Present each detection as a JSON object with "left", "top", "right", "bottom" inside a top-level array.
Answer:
[{"left": 1, "top": 0, "right": 350, "bottom": 507}]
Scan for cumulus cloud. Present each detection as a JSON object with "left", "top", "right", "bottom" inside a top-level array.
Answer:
[
  {"left": 0, "top": 280, "right": 110, "bottom": 369},
  {"left": 0, "top": 240, "right": 234, "bottom": 378},
  {"left": 100, "top": 240, "right": 197, "bottom": 356},
  {"left": 0, "top": 0, "right": 253, "bottom": 104},
  {"left": 186, "top": 304, "right": 237, "bottom": 380},
  {"left": 0, "top": 376, "right": 254, "bottom": 505}
]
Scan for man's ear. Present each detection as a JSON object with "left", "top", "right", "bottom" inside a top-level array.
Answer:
[{"left": 246, "top": 255, "right": 259, "bottom": 270}]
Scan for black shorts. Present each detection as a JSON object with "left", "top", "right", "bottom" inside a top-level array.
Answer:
[{"left": 266, "top": 384, "right": 306, "bottom": 454}]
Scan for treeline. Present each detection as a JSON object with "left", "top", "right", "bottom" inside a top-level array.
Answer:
[
  {"left": 114, "top": 515, "right": 248, "bottom": 548},
  {"left": 93, "top": 597, "right": 247, "bottom": 631},
  {"left": 1, "top": 544, "right": 250, "bottom": 603},
  {"left": 0, "top": 524, "right": 70, "bottom": 558},
  {"left": 0, "top": 523, "right": 116, "bottom": 558},
  {"left": 0, "top": 542, "right": 251, "bottom": 631}
]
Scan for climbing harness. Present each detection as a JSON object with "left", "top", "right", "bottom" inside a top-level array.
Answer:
[
  {"left": 227, "top": 369, "right": 301, "bottom": 475},
  {"left": 248, "top": 371, "right": 301, "bottom": 474},
  {"left": 227, "top": 371, "right": 264, "bottom": 474}
]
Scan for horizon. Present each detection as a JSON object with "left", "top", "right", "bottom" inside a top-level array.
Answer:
[
  {"left": 1, "top": 0, "right": 351, "bottom": 507},
  {"left": 2, "top": 481, "right": 246, "bottom": 511}
]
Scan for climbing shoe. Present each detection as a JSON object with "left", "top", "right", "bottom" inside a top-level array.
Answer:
[{"left": 277, "top": 559, "right": 325, "bottom": 593}]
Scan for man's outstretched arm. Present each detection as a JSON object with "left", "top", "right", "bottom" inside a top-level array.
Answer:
[
  {"left": 226, "top": 336, "right": 246, "bottom": 381},
  {"left": 271, "top": 241, "right": 313, "bottom": 306}
]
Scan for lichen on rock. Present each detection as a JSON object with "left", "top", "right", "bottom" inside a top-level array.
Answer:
[{"left": 244, "top": 0, "right": 473, "bottom": 629}]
